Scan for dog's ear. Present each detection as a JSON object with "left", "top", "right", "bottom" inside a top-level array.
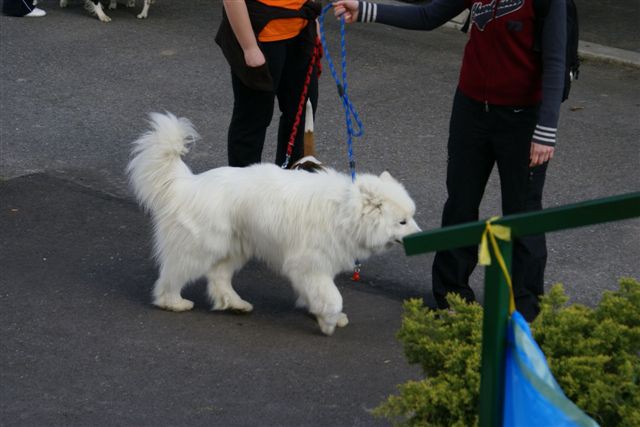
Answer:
[
  {"left": 358, "top": 180, "right": 384, "bottom": 215},
  {"left": 380, "top": 170, "right": 394, "bottom": 182}
]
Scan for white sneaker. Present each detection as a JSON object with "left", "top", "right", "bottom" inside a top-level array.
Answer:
[{"left": 25, "top": 7, "right": 46, "bottom": 17}]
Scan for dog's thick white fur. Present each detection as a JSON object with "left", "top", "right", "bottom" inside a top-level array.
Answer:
[
  {"left": 59, "top": 0, "right": 153, "bottom": 22},
  {"left": 127, "top": 113, "right": 421, "bottom": 335}
]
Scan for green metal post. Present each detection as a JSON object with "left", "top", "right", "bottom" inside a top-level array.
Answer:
[
  {"left": 399, "top": 192, "right": 640, "bottom": 424},
  {"left": 478, "top": 238, "right": 512, "bottom": 427}
]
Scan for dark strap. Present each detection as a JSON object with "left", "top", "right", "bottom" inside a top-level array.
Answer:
[
  {"left": 460, "top": 9, "right": 471, "bottom": 33},
  {"left": 245, "top": 0, "right": 322, "bottom": 35},
  {"left": 532, "top": 0, "right": 550, "bottom": 52}
]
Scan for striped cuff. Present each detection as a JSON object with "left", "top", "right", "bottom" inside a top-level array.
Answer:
[
  {"left": 532, "top": 124, "right": 557, "bottom": 146},
  {"left": 358, "top": 1, "right": 378, "bottom": 23}
]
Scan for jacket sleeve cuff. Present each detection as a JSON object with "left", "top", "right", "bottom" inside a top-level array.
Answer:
[
  {"left": 358, "top": 1, "right": 378, "bottom": 22},
  {"left": 532, "top": 124, "right": 557, "bottom": 146}
]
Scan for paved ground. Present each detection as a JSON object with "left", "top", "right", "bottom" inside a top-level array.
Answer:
[
  {"left": 401, "top": 0, "right": 640, "bottom": 53},
  {"left": 1, "top": 1, "right": 639, "bottom": 425},
  {"left": 577, "top": 0, "right": 639, "bottom": 53}
]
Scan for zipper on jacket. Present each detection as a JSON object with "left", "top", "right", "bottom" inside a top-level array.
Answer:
[{"left": 483, "top": 0, "right": 500, "bottom": 110}]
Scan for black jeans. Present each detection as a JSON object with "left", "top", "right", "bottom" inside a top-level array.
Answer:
[
  {"left": 227, "top": 31, "right": 319, "bottom": 167},
  {"left": 432, "top": 89, "right": 548, "bottom": 321},
  {"left": 2, "top": 0, "right": 35, "bottom": 16}
]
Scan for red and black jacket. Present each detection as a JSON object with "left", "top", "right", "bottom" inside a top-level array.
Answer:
[{"left": 357, "top": 0, "right": 566, "bottom": 146}]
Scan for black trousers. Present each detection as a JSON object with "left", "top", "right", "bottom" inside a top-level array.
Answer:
[
  {"left": 2, "top": 0, "right": 35, "bottom": 16},
  {"left": 227, "top": 32, "right": 319, "bottom": 167},
  {"left": 432, "top": 89, "right": 548, "bottom": 321}
]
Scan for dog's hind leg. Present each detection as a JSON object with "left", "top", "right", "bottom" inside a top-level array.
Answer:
[
  {"left": 206, "top": 258, "right": 253, "bottom": 313},
  {"left": 152, "top": 267, "right": 194, "bottom": 312}
]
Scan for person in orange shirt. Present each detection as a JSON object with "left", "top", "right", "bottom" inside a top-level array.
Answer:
[{"left": 217, "top": 0, "right": 321, "bottom": 167}]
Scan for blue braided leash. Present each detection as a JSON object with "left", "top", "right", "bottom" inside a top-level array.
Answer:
[
  {"left": 318, "top": 3, "right": 364, "bottom": 182},
  {"left": 318, "top": 4, "right": 364, "bottom": 281}
]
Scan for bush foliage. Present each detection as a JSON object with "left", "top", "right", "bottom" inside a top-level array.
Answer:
[{"left": 374, "top": 278, "right": 640, "bottom": 427}]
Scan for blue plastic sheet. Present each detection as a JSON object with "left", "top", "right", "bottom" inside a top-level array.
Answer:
[{"left": 503, "top": 311, "right": 599, "bottom": 427}]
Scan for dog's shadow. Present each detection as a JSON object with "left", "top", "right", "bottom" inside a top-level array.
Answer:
[
  {"left": 176, "top": 261, "right": 330, "bottom": 335},
  {"left": 177, "top": 260, "right": 296, "bottom": 313}
]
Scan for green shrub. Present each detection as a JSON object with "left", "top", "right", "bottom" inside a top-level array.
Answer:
[{"left": 374, "top": 278, "right": 640, "bottom": 427}]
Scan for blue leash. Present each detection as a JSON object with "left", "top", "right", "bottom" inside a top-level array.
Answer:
[
  {"left": 318, "top": 4, "right": 364, "bottom": 281},
  {"left": 318, "top": 3, "right": 364, "bottom": 182}
]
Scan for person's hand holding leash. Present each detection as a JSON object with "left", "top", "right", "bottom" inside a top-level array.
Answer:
[
  {"left": 530, "top": 142, "right": 554, "bottom": 167},
  {"left": 333, "top": 0, "right": 359, "bottom": 23}
]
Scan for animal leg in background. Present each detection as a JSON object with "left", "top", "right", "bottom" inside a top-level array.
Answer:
[
  {"left": 102, "top": 0, "right": 154, "bottom": 20},
  {"left": 137, "top": 0, "right": 153, "bottom": 19},
  {"left": 84, "top": 0, "right": 112, "bottom": 22}
]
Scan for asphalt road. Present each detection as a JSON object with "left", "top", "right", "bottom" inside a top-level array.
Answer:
[{"left": 1, "top": 1, "right": 639, "bottom": 425}]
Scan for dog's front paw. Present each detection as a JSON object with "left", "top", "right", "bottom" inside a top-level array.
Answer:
[
  {"left": 336, "top": 313, "right": 349, "bottom": 328},
  {"left": 317, "top": 313, "right": 348, "bottom": 335},
  {"left": 318, "top": 319, "right": 336, "bottom": 336},
  {"left": 317, "top": 314, "right": 342, "bottom": 336},
  {"left": 108, "top": 0, "right": 117, "bottom": 10}
]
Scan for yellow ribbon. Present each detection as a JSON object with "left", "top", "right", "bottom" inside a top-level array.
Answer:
[{"left": 478, "top": 216, "right": 516, "bottom": 314}]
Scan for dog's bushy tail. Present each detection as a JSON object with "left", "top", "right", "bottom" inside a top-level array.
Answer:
[{"left": 126, "top": 112, "right": 199, "bottom": 212}]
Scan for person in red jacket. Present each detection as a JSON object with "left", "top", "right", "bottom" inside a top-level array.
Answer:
[
  {"left": 217, "top": 0, "right": 321, "bottom": 167},
  {"left": 334, "top": 0, "right": 567, "bottom": 321}
]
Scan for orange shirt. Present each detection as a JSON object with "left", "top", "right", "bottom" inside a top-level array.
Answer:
[{"left": 257, "top": 0, "right": 308, "bottom": 42}]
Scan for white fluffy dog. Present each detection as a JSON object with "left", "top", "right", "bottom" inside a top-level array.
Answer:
[{"left": 127, "top": 113, "right": 420, "bottom": 335}]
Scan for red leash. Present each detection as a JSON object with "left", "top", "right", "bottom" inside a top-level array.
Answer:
[
  {"left": 280, "top": 37, "right": 362, "bottom": 283},
  {"left": 281, "top": 38, "right": 322, "bottom": 169}
]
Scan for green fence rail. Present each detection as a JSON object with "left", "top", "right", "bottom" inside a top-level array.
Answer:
[{"left": 402, "top": 191, "right": 640, "bottom": 427}]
